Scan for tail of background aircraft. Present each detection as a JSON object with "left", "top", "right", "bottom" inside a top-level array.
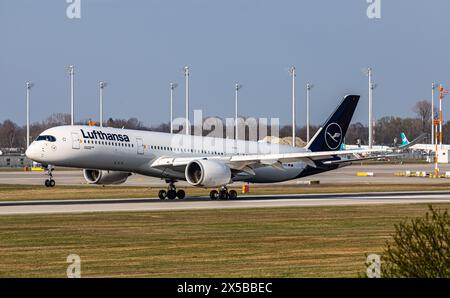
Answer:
[
  {"left": 401, "top": 132, "right": 409, "bottom": 146},
  {"left": 306, "top": 95, "right": 359, "bottom": 152}
]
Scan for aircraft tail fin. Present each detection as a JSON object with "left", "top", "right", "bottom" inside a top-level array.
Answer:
[
  {"left": 306, "top": 95, "right": 360, "bottom": 152},
  {"left": 401, "top": 132, "right": 409, "bottom": 146}
]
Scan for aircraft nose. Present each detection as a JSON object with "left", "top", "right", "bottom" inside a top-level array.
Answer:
[{"left": 25, "top": 145, "right": 37, "bottom": 160}]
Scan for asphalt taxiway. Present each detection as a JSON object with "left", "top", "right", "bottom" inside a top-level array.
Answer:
[{"left": 1, "top": 191, "right": 449, "bottom": 215}]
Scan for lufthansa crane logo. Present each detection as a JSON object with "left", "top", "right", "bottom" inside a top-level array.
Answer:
[{"left": 324, "top": 122, "right": 343, "bottom": 150}]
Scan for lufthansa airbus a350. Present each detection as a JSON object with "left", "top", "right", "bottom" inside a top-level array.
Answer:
[{"left": 26, "top": 95, "right": 385, "bottom": 200}]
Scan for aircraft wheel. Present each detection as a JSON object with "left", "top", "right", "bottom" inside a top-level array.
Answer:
[
  {"left": 218, "top": 190, "right": 228, "bottom": 200},
  {"left": 158, "top": 190, "right": 167, "bottom": 200},
  {"left": 44, "top": 179, "right": 50, "bottom": 187},
  {"left": 49, "top": 179, "right": 56, "bottom": 187},
  {"left": 167, "top": 189, "right": 177, "bottom": 200},
  {"left": 228, "top": 190, "right": 237, "bottom": 200},
  {"left": 176, "top": 190, "right": 185, "bottom": 200},
  {"left": 209, "top": 190, "right": 218, "bottom": 200}
]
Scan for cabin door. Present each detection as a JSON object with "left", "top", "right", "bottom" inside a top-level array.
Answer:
[
  {"left": 71, "top": 132, "right": 80, "bottom": 149},
  {"left": 136, "top": 137, "right": 144, "bottom": 155}
]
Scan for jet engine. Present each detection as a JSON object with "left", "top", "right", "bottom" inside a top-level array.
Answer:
[
  {"left": 83, "top": 169, "right": 131, "bottom": 185},
  {"left": 185, "top": 159, "right": 231, "bottom": 187}
]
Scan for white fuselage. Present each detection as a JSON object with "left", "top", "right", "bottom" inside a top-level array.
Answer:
[
  {"left": 408, "top": 143, "right": 450, "bottom": 153},
  {"left": 26, "top": 125, "right": 324, "bottom": 184}
]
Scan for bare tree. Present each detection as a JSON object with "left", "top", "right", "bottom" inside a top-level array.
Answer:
[
  {"left": 44, "top": 113, "right": 71, "bottom": 127},
  {"left": 0, "top": 120, "right": 18, "bottom": 148},
  {"left": 413, "top": 100, "right": 432, "bottom": 132}
]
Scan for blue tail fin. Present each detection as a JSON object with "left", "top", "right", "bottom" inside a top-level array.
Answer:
[{"left": 306, "top": 95, "right": 360, "bottom": 152}]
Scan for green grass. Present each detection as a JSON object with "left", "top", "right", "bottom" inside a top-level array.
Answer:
[{"left": 1, "top": 203, "right": 449, "bottom": 277}]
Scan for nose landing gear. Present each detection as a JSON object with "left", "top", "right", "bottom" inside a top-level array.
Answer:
[
  {"left": 44, "top": 165, "right": 56, "bottom": 187},
  {"left": 158, "top": 180, "right": 185, "bottom": 200}
]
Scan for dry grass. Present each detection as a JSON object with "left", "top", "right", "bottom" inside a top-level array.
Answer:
[{"left": 1, "top": 203, "right": 449, "bottom": 277}]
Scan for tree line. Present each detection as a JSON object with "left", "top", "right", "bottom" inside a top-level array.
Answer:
[{"left": 0, "top": 100, "right": 441, "bottom": 151}]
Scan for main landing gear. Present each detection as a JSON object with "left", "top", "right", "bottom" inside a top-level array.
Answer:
[
  {"left": 158, "top": 180, "right": 185, "bottom": 200},
  {"left": 44, "top": 165, "right": 56, "bottom": 187},
  {"left": 209, "top": 186, "right": 237, "bottom": 200}
]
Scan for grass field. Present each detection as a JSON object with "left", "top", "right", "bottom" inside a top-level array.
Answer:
[
  {"left": 2, "top": 183, "right": 450, "bottom": 201},
  {"left": 1, "top": 203, "right": 449, "bottom": 277}
]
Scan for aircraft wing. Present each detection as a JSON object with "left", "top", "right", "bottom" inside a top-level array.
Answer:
[
  {"left": 321, "top": 154, "right": 402, "bottom": 165},
  {"left": 395, "top": 133, "right": 427, "bottom": 150},
  {"left": 150, "top": 148, "right": 387, "bottom": 170}
]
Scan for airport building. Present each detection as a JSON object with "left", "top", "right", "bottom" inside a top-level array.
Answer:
[{"left": 0, "top": 152, "right": 32, "bottom": 168}]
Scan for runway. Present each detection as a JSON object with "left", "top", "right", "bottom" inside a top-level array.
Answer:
[{"left": 1, "top": 190, "right": 450, "bottom": 215}]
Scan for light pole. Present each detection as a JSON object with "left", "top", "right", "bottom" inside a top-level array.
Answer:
[
  {"left": 306, "top": 83, "right": 314, "bottom": 143},
  {"left": 235, "top": 83, "right": 243, "bottom": 140},
  {"left": 26, "top": 81, "right": 34, "bottom": 148},
  {"left": 68, "top": 65, "right": 75, "bottom": 125},
  {"left": 289, "top": 66, "right": 296, "bottom": 147},
  {"left": 431, "top": 82, "right": 436, "bottom": 145},
  {"left": 170, "top": 83, "right": 178, "bottom": 134},
  {"left": 367, "top": 67, "right": 375, "bottom": 149},
  {"left": 184, "top": 66, "right": 189, "bottom": 135},
  {"left": 99, "top": 82, "right": 107, "bottom": 127}
]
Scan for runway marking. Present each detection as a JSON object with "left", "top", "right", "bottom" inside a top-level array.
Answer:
[{"left": 0, "top": 191, "right": 450, "bottom": 215}]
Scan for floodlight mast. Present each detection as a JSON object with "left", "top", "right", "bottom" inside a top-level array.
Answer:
[
  {"left": 431, "top": 82, "right": 436, "bottom": 145},
  {"left": 26, "top": 81, "right": 33, "bottom": 148},
  {"left": 289, "top": 66, "right": 296, "bottom": 147},
  {"left": 367, "top": 67, "right": 375, "bottom": 149},
  {"left": 235, "top": 83, "right": 242, "bottom": 140},
  {"left": 170, "top": 83, "right": 178, "bottom": 134},
  {"left": 68, "top": 65, "right": 75, "bottom": 126},
  {"left": 184, "top": 66, "right": 189, "bottom": 135},
  {"left": 99, "top": 82, "right": 107, "bottom": 127},
  {"left": 306, "top": 83, "right": 314, "bottom": 143}
]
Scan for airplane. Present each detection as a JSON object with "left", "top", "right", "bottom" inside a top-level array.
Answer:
[
  {"left": 25, "top": 94, "right": 390, "bottom": 200},
  {"left": 400, "top": 132, "right": 450, "bottom": 152},
  {"left": 401, "top": 132, "right": 409, "bottom": 146},
  {"left": 341, "top": 143, "right": 390, "bottom": 152},
  {"left": 342, "top": 132, "right": 426, "bottom": 153}
]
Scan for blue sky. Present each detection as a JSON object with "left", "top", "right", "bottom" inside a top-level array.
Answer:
[{"left": 1, "top": 0, "right": 450, "bottom": 127}]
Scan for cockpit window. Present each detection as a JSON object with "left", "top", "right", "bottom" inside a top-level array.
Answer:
[{"left": 35, "top": 135, "right": 56, "bottom": 142}]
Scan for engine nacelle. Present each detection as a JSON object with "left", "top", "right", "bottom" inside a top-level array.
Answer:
[
  {"left": 185, "top": 159, "right": 231, "bottom": 187},
  {"left": 83, "top": 169, "right": 131, "bottom": 185}
]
